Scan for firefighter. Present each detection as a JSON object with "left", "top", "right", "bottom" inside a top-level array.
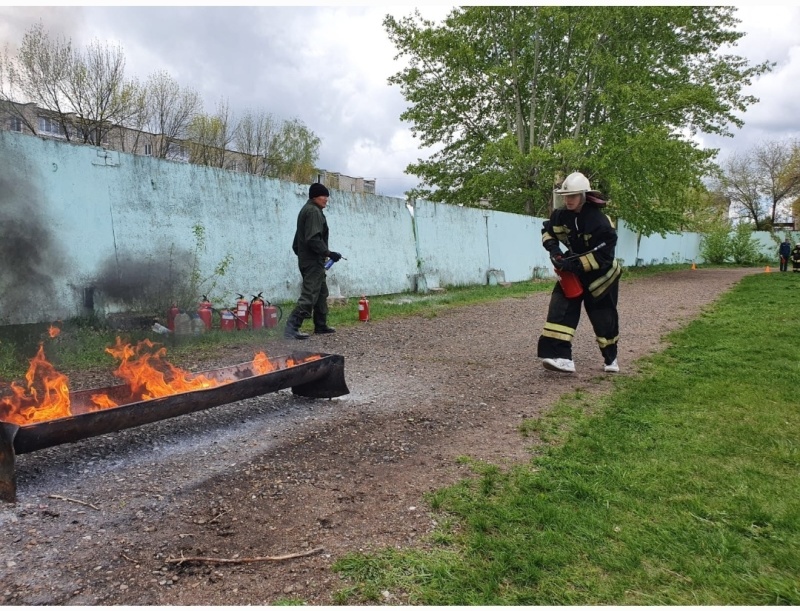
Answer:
[
  {"left": 792, "top": 242, "right": 800, "bottom": 273},
  {"left": 284, "top": 183, "right": 343, "bottom": 339},
  {"left": 537, "top": 172, "right": 622, "bottom": 373}
]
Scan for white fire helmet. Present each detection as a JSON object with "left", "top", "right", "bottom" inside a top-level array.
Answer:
[
  {"left": 555, "top": 172, "right": 592, "bottom": 195},
  {"left": 553, "top": 172, "right": 600, "bottom": 209}
]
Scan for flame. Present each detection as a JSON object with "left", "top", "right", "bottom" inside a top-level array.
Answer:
[
  {"left": 252, "top": 351, "right": 277, "bottom": 374},
  {"left": 105, "top": 337, "right": 221, "bottom": 400},
  {"left": 48, "top": 325, "right": 61, "bottom": 338},
  {"left": 1, "top": 339, "right": 324, "bottom": 426},
  {"left": 0, "top": 344, "right": 71, "bottom": 425},
  {"left": 90, "top": 393, "right": 118, "bottom": 410}
]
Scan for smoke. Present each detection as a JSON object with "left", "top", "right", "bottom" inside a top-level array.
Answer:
[
  {"left": 0, "top": 173, "right": 67, "bottom": 324},
  {"left": 92, "top": 247, "right": 197, "bottom": 314}
]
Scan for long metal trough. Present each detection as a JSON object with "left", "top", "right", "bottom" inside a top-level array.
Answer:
[{"left": 0, "top": 351, "right": 349, "bottom": 503}]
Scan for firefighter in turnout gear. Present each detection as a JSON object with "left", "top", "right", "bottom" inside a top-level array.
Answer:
[
  {"left": 537, "top": 172, "right": 622, "bottom": 373},
  {"left": 792, "top": 242, "right": 800, "bottom": 273}
]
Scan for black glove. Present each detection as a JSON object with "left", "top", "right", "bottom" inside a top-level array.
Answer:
[
  {"left": 327, "top": 251, "right": 342, "bottom": 262},
  {"left": 546, "top": 243, "right": 563, "bottom": 259},
  {"left": 553, "top": 255, "right": 581, "bottom": 273}
]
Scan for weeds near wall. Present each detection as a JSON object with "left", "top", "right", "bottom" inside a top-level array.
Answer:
[{"left": 169, "top": 223, "right": 233, "bottom": 311}]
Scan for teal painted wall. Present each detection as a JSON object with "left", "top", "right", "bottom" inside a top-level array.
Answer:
[{"left": 0, "top": 130, "right": 756, "bottom": 326}]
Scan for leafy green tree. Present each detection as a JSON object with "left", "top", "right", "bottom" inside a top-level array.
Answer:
[{"left": 384, "top": 6, "right": 771, "bottom": 235}]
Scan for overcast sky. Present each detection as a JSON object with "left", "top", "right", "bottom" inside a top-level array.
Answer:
[{"left": 2, "top": 4, "right": 799, "bottom": 198}]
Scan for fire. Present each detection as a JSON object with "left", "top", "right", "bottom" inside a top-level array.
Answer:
[
  {"left": 1, "top": 339, "right": 323, "bottom": 426},
  {"left": 105, "top": 337, "right": 221, "bottom": 401},
  {"left": 253, "top": 351, "right": 277, "bottom": 374},
  {"left": 48, "top": 325, "right": 61, "bottom": 338},
  {"left": 0, "top": 343, "right": 71, "bottom": 425}
]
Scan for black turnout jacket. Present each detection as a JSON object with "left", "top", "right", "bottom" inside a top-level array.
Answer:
[{"left": 542, "top": 202, "right": 621, "bottom": 299}]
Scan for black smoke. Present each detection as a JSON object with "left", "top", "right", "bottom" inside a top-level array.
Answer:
[{"left": 0, "top": 171, "right": 67, "bottom": 324}]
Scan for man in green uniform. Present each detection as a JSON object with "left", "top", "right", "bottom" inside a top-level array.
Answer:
[{"left": 284, "top": 183, "right": 343, "bottom": 339}]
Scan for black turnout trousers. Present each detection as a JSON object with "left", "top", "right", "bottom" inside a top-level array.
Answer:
[{"left": 537, "top": 279, "right": 619, "bottom": 365}]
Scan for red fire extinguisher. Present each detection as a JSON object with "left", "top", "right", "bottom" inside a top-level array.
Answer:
[
  {"left": 220, "top": 308, "right": 235, "bottom": 332},
  {"left": 250, "top": 292, "right": 265, "bottom": 329},
  {"left": 197, "top": 295, "right": 213, "bottom": 330},
  {"left": 358, "top": 295, "right": 370, "bottom": 322},
  {"left": 264, "top": 301, "right": 281, "bottom": 328},
  {"left": 553, "top": 242, "right": 606, "bottom": 300},
  {"left": 167, "top": 303, "right": 180, "bottom": 331},
  {"left": 234, "top": 294, "right": 250, "bottom": 330},
  {"left": 555, "top": 269, "right": 584, "bottom": 299}
]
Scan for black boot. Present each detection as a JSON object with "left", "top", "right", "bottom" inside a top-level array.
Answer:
[
  {"left": 313, "top": 314, "right": 335, "bottom": 334},
  {"left": 284, "top": 314, "right": 309, "bottom": 340}
]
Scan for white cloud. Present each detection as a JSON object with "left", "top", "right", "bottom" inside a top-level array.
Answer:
[{"left": 4, "top": 5, "right": 798, "bottom": 194}]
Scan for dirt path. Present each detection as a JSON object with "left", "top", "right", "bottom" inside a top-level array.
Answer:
[{"left": 0, "top": 268, "right": 758, "bottom": 605}]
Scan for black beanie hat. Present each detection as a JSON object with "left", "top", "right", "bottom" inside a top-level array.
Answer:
[{"left": 309, "top": 183, "right": 329, "bottom": 198}]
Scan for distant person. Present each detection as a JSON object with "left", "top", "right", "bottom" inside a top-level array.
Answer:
[
  {"left": 284, "top": 183, "right": 343, "bottom": 339},
  {"left": 779, "top": 237, "right": 792, "bottom": 272},
  {"left": 537, "top": 172, "right": 622, "bottom": 373},
  {"left": 792, "top": 242, "right": 800, "bottom": 274}
]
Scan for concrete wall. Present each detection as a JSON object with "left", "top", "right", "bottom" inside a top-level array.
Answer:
[{"left": 0, "top": 130, "right": 780, "bottom": 326}]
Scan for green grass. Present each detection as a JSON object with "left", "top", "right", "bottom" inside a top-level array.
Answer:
[{"left": 332, "top": 271, "right": 800, "bottom": 605}]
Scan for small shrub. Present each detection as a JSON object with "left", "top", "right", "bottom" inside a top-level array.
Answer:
[
  {"left": 699, "top": 223, "right": 731, "bottom": 264},
  {"left": 729, "top": 223, "right": 766, "bottom": 265}
]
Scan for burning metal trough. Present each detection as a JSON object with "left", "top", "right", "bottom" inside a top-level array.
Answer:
[{"left": 0, "top": 349, "right": 349, "bottom": 503}]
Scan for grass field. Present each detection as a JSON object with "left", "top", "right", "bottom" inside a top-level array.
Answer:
[{"left": 331, "top": 270, "right": 800, "bottom": 605}]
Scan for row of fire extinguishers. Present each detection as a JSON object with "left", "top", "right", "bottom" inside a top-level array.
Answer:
[{"left": 165, "top": 293, "right": 283, "bottom": 333}]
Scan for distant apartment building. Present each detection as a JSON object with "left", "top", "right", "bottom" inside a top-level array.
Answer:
[
  {"left": 315, "top": 170, "right": 376, "bottom": 195},
  {"left": 1, "top": 101, "right": 376, "bottom": 193}
]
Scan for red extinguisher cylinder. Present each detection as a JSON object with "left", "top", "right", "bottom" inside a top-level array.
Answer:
[
  {"left": 555, "top": 269, "right": 584, "bottom": 299},
  {"left": 235, "top": 294, "right": 249, "bottom": 330},
  {"left": 358, "top": 295, "right": 370, "bottom": 322},
  {"left": 220, "top": 309, "right": 235, "bottom": 332},
  {"left": 197, "top": 296, "right": 213, "bottom": 330},
  {"left": 264, "top": 302, "right": 279, "bottom": 328},
  {"left": 250, "top": 293, "right": 265, "bottom": 329}
]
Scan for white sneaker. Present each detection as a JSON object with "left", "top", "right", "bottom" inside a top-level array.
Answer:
[
  {"left": 604, "top": 359, "right": 619, "bottom": 373},
  {"left": 542, "top": 358, "right": 576, "bottom": 373}
]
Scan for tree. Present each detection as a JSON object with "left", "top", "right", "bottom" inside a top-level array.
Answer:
[
  {"left": 233, "top": 111, "right": 320, "bottom": 182},
  {"left": 186, "top": 98, "right": 235, "bottom": 168},
  {"left": 272, "top": 118, "right": 320, "bottom": 183},
  {"left": 0, "top": 21, "right": 74, "bottom": 137},
  {"left": 1, "top": 23, "right": 143, "bottom": 145},
  {"left": 234, "top": 109, "right": 284, "bottom": 176},
  {"left": 384, "top": 6, "right": 772, "bottom": 235},
  {"left": 63, "top": 38, "right": 142, "bottom": 145},
  {"left": 715, "top": 139, "right": 800, "bottom": 229},
  {"left": 144, "top": 70, "right": 201, "bottom": 159}
]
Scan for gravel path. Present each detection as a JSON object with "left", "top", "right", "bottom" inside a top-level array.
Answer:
[{"left": 0, "top": 268, "right": 759, "bottom": 605}]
